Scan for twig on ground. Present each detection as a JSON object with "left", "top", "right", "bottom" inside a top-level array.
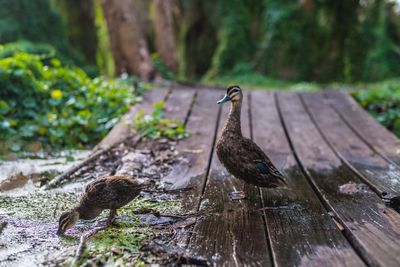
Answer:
[
  {"left": 45, "top": 134, "right": 143, "bottom": 189},
  {"left": 133, "top": 208, "right": 204, "bottom": 219},
  {"left": 141, "top": 241, "right": 209, "bottom": 266},
  {"left": 164, "top": 187, "right": 194, "bottom": 193},
  {"left": 70, "top": 224, "right": 108, "bottom": 267},
  {"left": 0, "top": 221, "right": 7, "bottom": 235}
]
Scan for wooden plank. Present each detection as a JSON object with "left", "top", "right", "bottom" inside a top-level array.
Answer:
[
  {"left": 279, "top": 92, "right": 400, "bottom": 267},
  {"left": 301, "top": 92, "right": 400, "bottom": 200},
  {"left": 162, "top": 89, "right": 221, "bottom": 208},
  {"left": 188, "top": 91, "right": 272, "bottom": 266},
  {"left": 164, "top": 88, "right": 196, "bottom": 123},
  {"left": 94, "top": 88, "right": 169, "bottom": 151},
  {"left": 325, "top": 90, "right": 400, "bottom": 166},
  {"left": 251, "top": 91, "right": 364, "bottom": 267}
]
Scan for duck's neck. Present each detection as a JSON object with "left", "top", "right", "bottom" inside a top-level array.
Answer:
[
  {"left": 224, "top": 100, "right": 242, "bottom": 136},
  {"left": 75, "top": 204, "right": 88, "bottom": 217}
]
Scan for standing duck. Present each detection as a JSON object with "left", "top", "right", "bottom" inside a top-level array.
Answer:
[
  {"left": 57, "top": 175, "right": 151, "bottom": 235},
  {"left": 216, "top": 85, "right": 287, "bottom": 199}
]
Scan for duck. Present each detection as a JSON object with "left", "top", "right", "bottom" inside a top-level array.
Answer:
[
  {"left": 216, "top": 85, "right": 287, "bottom": 200},
  {"left": 57, "top": 175, "right": 151, "bottom": 235}
]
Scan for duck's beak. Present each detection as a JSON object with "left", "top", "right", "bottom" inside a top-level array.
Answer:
[
  {"left": 217, "top": 94, "right": 230, "bottom": 104},
  {"left": 56, "top": 227, "right": 64, "bottom": 236}
]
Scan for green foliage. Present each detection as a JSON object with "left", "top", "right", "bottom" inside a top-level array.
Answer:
[
  {"left": 198, "top": 0, "right": 400, "bottom": 82},
  {"left": 134, "top": 101, "right": 189, "bottom": 140},
  {"left": 0, "top": 45, "right": 142, "bottom": 150},
  {"left": 205, "top": 0, "right": 257, "bottom": 79},
  {"left": 0, "top": 41, "right": 56, "bottom": 59},
  {"left": 257, "top": 0, "right": 318, "bottom": 81},
  {"left": 353, "top": 79, "right": 400, "bottom": 136},
  {"left": 151, "top": 53, "right": 175, "bottom": 80},
  {"left": 0, "top": 0, "right": 81, "bottom": 64},
  {"left": 206, "top": 62, "right": 321, "bottom": 91}
]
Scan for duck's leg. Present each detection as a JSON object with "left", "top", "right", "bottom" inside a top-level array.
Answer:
[
  {"left": 106, "top": 209, "right": 117, "bottom": 226},
  {"left": 229, "top": 183, "right": 248, "bottom": 200}
]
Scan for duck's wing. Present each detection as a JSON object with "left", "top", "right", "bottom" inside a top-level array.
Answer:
[
  {"left": 82, "top": 176, "right": 141, "bottom": 208},
  {"left": 241, "top": 138, "right": 287, "bottom": 185}
]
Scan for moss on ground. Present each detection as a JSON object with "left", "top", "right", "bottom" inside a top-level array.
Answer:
[{"left": 0, "top": 191, "right": 78, "bottom": 220}]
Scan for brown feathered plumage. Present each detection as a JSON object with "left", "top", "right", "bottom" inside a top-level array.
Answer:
[
  {"left": 216, "top": 86, "right": 287, "bottom": 188},
  {"left": 57, "top": 175, "right": 151, "bottom": 235}
]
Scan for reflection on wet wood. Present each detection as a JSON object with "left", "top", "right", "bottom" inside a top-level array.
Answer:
[
  {"left": 278, "top": 92, "right": 400, "bottom": 267},
  {"left": 162, "top": 89, "right": 221, "bottom": 222},
  {"left": 325, "top": 90, "right": 400, "bottom": 166},
  {"left": 302, "top": 92, "right": 400, "bottom": 201},
  {"left": 252, "top": 91, "right": 363, "bottom": 267}
]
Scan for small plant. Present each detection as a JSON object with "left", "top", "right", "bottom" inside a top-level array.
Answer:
[
  {"left": 0, "top": 44, "right": 143, "bottom": 151},
  {"left": 353, "top": 79, "right": 400, "bottom": 137},
  {"left": 134, "top": 101, "right": 189, "bottom": 140}
]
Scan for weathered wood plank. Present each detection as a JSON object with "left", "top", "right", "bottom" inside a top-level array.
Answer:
[
  {"left": 94, "top": 88, "right": 169, "bottom": 151},
  {"left": 325, "top": 90, "right": 400, "bottom": 166},
  {"left": 162, "top": 88, "right": 221, "bottom": 207},
  {"left": 279, "top": 92, "right": 400, "bottom": 267},
  {"left": 188, "top": 91, "right": 272, "bottom": 266},
  {"left": 252, "top": 91, "right": 364, "bottom": 267},
  {"left": 302, "top": 92, "right": 400, "bottom": 201},
  {"left": 164, "top": 88, "right": 196, "bottom": 123}
]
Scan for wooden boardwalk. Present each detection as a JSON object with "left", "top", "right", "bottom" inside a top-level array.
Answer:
[{"left": 109, "top": 86, "right": 400, "bottom": 266}]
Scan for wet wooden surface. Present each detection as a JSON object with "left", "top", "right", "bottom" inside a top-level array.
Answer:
[
  {"left": 134, "top": 87, "right": 400, "bottom": 266},
  {"left": 302, "top": 92, "right": 400, "bottom": 201}
]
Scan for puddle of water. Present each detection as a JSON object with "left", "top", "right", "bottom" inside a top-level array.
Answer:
[
  {"left": 339, "top": 182, "right": 370, "bottom": 195},
  {"left": 0, "top": 150, "right": 90, "bottom": 196},
  {"left": 0, "top": 150, "right": 90, "bottom": 183}
]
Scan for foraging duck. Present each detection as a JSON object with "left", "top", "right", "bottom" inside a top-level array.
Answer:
[
  {"left": 216, "top": 86, "right": 287, "bottom": 199},
  {"left": 57, "top": 175, "right": 151, "bottom": 235}
]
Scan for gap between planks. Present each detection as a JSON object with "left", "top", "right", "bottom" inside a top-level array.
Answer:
[
  {"left": 277, "top": 91, "right": 400, "bottom": 267},
  {"left": 252, "top": 91, "right": 364, "bottom": 267},
  {"left": 301, "top": 92, "right": 400, "bottom": 204}
]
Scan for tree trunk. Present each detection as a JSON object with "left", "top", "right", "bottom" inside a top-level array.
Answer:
[
  {"left": 100, "top": 0, "right": 157, "bottom": 80},
  {"left": 153, "top": 0, "right": 179, "bottom": 74}
]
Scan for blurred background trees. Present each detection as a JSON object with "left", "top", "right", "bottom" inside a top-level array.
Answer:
[
  {"left": 1, "top": 0, "right": 400, "bottom": 83},
  {"left": 1, "top": 0, "right": 400, "bottom": 150}
]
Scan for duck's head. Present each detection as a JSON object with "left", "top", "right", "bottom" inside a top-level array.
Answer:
[
  {"left": 217, "top": 85, "right": 242, "bottom": 104},
  {"left": 57, "top": 209, "right": 79, "bottom": 235}
]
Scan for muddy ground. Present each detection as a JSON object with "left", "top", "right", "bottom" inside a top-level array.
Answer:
[{"left": 0, "top": 137, "right": 204, "bottom": 266}]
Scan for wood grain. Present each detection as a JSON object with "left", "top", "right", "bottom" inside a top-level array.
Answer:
[
  {"left": 324, "top": 90, "right": 400, "bottom": 166},
  {"left": 279, "top": 92, "right": 400, "bottom": 267},
  {"left": 164, "top": 88, "right": 196, "bottom": 123},
  {"left": 252, "top": 91, "right": 364, "bottom": 267},
  {"left": 162, "top": 89, "right": 222, "bottom": 207},
  {"left": 301, "top": 92, "right": 400, "bottom": 201}
]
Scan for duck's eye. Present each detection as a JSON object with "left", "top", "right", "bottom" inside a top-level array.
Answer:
[
  {"left": 228, "top": 89, "right": 240, "bottom": 97},
  {"left": 227, "top": 86, "right": 240, "bottom": 95}
]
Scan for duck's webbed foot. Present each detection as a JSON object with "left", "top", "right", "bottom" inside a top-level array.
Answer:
[{"left": 229, "top": 191, "right": 246, "bottom": 200}]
